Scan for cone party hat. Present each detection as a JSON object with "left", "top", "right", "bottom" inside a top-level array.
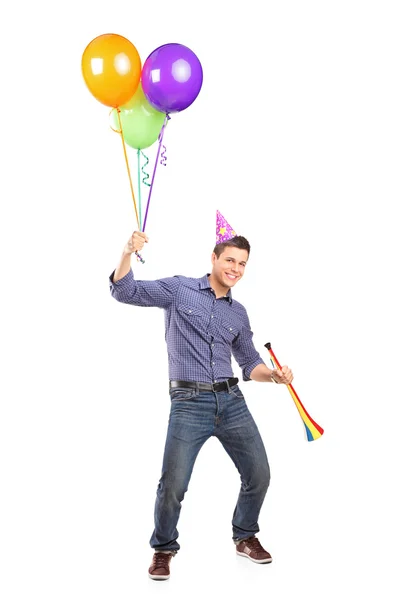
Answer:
[{"left": 216, "top": 210, "right": 237, "bottom": 244}]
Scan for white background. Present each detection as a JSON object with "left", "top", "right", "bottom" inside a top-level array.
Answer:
[{"left": 1, "top": 0, "right": 399, "bottom": 598}]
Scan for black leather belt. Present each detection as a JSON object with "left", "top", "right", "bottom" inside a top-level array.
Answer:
[{"left": 170, "top": 378, "right": 239, "bottom": 393}]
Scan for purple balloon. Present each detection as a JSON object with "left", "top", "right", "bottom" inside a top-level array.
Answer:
[{"left": 141, "top": 43, "right": 203, "bottom": 114}]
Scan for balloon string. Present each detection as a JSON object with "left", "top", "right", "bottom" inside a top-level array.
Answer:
[
  {"left": 142, "top": 114, "right": 170, "bottom": 232},
  {"left": 137, "top": 149, "right": 142, "bottom": 230},
  {"left": 110, "top": 108, "right": 144, "bottom": 264},
  {"left": 141, "top": 151, "right": 151, "bottom": 187},
  {"left": 114, "top": 109, "right": 140, "bottom": 230}
]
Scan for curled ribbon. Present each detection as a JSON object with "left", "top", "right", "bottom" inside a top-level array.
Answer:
[
  {"left": 160, "top": 145, "right": 167, "bottom": 166},
  {"left": 159, "top": 115, "right": 170, "bottom": 166},
  {"left": 141, "top": 151, "right": 151, "bottom": 186}
]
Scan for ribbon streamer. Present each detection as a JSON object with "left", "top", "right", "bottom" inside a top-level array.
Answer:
[{"left": 265, "top": 342, "right": 324, "bottom": 442}]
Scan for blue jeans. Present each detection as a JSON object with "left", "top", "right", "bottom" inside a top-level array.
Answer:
[{"left": 149, "top": 384, "right": 270, "bottom": 553}]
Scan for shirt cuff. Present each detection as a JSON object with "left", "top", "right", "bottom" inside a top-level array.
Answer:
[
  {"left": 242, "top": 357, "right": 265, "bottom": 381},
  {"left": 109, "top": 269, "right": 134, "bottom": 288}
]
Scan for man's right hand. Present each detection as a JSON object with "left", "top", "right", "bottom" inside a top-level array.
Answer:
[{"left": 124, "top": 231, "right": 149, "bottom": 255}]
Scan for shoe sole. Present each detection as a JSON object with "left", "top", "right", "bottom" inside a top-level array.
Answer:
[
  {"left": 236, "top": 550, "right": 272, "bottom": 564},
  {"left": 148, "top": 573, "right": 170, "bottom": 580}
]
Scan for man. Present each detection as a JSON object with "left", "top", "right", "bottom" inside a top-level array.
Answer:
[{"left": 109, "top": 222, "right": 293, "bottom": 581}]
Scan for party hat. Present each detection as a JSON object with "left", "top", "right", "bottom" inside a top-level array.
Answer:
[{"left": 216, "top": 210, "right": 237, "bottom": 244}]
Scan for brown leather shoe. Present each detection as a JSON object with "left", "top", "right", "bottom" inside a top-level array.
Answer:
[
  {"left": 236, "top": 536, "right": 272, "bottom": 564},
  {"left": 148, "top": 552, "right": 172, "bottom": 580}
]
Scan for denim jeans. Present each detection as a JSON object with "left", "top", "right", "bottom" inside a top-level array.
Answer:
[{"left": 149, "top": 384, "right": 270, "bottom": 553}]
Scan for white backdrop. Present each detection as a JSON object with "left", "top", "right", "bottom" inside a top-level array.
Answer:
[{"left": 1, "top": 1, "right": 399, "bottom": 598}]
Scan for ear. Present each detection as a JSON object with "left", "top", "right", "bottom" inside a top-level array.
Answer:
[{"left": 211, "top": 252, "right": 217, "bottom": 265}]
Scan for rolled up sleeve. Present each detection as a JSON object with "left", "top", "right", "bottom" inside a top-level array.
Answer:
[
  {"left": 231, "top": 311, "right": 265, "bottom": 381},
  {"left": 109, "top": 269, "right": 180, "bottom": 309}
]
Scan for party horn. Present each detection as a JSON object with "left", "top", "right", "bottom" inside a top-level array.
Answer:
[{"left": 264, "top": 343, "right": 324, "bottom": 442}]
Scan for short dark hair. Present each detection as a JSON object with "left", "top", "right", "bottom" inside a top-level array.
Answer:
[{"left": 213, "top": 236, "right": 251, "bottom": 258}]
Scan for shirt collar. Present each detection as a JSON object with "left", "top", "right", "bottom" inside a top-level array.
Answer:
[{"left": 199, "top": 274, "right": 233, "bottom": 304}]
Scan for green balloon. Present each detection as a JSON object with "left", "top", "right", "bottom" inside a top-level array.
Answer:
[{"left": 112, "top": 83, "right": 165, "bottom": 150}]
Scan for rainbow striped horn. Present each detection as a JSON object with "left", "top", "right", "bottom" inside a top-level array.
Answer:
[{"left": 265, "top": 343, "right": 324, "bottom": 442}]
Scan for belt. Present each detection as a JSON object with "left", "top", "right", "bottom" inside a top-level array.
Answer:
[{"left": 169, "top": 378, "right": 239, "bottom": 393}]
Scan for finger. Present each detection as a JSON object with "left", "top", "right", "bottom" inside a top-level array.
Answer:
[{"left": 281, "top": 366, "right": 293, "bottom": 383}]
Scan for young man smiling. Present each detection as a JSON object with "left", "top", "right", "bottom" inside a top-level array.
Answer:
[{"left": 109, "top": 216, "right": 293, "bottom": 580}]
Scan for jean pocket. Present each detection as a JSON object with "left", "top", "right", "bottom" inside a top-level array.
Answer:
[
  {"left": 230, "top": 385, "right": 245, "bottom": 400},
  {"left": 170, "top": 387, "right": 197, "bottom": 401}
]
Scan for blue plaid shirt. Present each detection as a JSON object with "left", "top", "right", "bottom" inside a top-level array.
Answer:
[{"left": 109, "top": 270, "right": 265, "bottom": 383}]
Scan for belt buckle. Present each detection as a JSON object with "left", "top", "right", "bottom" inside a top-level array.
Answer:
[{"left": 212, "top": 380, "right": 227, "bottom": 392}]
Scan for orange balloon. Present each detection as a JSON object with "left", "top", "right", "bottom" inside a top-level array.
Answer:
[{"left": 82, "top": 33, "right": 141, "bottom": 108}]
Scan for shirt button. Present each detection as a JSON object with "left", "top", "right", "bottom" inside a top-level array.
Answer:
[
  {"left": 211, "top": 344, "right": 214, "bottom": 348},
  {"left": 212, "top": 362, "right": 215, "bottom": 365},
  {"left": 189, "top": 310, "right": 192, "bottom": 313},
  {"left": 229, "top": 327, "right": 232, "bottom": 331},
  {"left": 211, "top": 315, "right": 214, "bottom": 318},
  {"left": 214, "top": 380, "right": 217, "bottom": 383}
]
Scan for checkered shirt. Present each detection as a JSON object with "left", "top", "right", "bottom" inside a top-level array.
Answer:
[{"left": 109, "top": 270, "right": 264, "bottom": 383}]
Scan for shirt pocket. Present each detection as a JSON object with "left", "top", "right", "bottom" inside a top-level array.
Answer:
[
  {"left": 177, "top": 304, "right": 207, "bottom": 335},
  {"left": 177, "top": 304, "right": 205, "bottom": 318},
  {"left": 219, "top": 320, "right": 240, "bottom": 343}
]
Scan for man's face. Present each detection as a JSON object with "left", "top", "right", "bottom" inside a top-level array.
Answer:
[{"left": 211, "top": 246, "right": 249, "bottom": 289}]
